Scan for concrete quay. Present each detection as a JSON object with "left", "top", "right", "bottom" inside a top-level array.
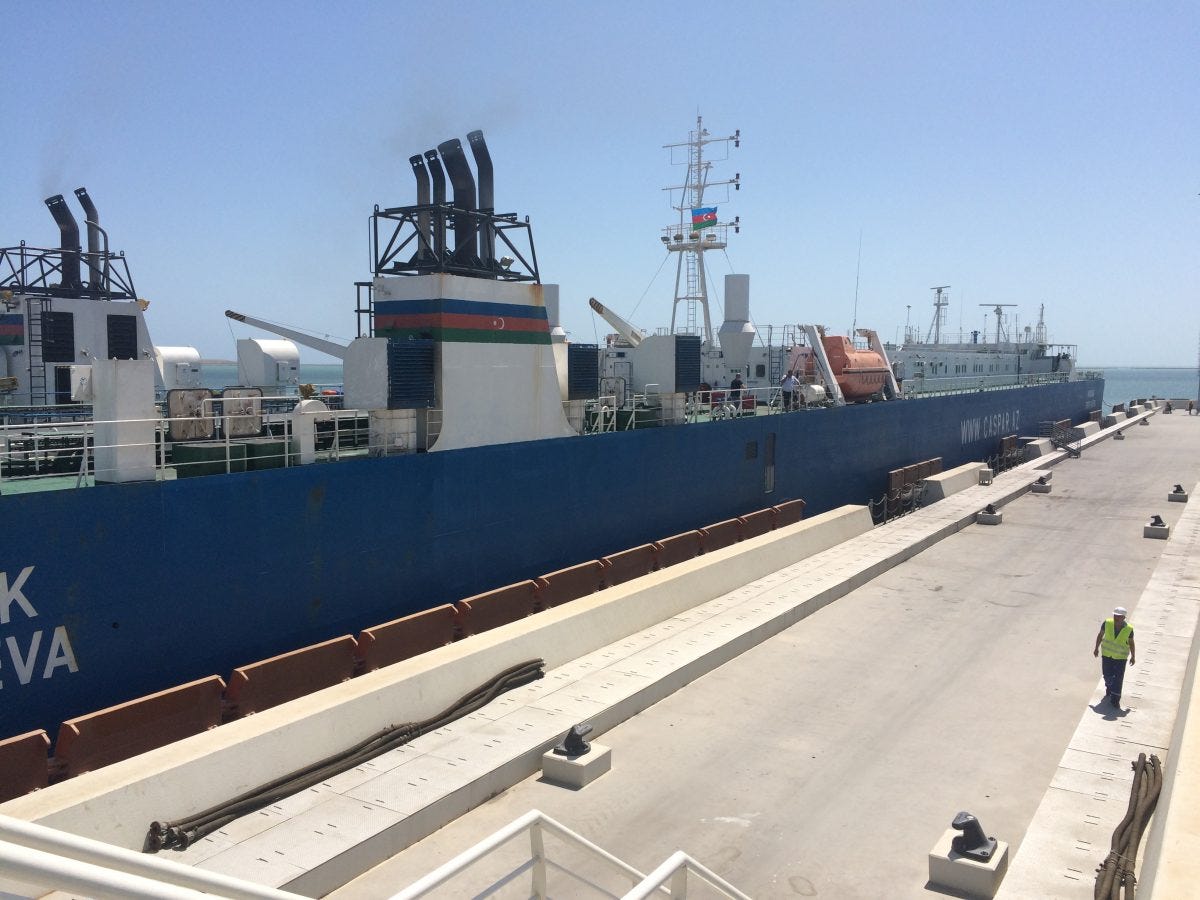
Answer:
[
  {"left": 326, "top": 408, "right": 1200, "bottom": 898},
  {"left": 5, "top": 404, "right": 1200, "bottom": 899}
]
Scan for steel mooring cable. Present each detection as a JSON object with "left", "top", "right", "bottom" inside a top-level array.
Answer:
[
  {"left": 145, "top": 658, "right": 545, "bottom": 852},
  {"left": 1094, "top": 752, "right": 1163, "bottom": 899}
]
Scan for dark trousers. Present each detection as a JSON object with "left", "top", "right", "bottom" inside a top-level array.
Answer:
[{"left": 1101, "top": 655, "right": 1128, "bottom": 702}]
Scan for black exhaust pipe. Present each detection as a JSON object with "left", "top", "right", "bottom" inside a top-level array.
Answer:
[
  {"left": 409, "top": 155, "right": 432, "bottom": 262},
  {"left": 73, "top": 187, "right": 104, "bottom": 289},
  {"left": 424, "top": 149, "right": 447, "bottom": 260},
  {"left": 44, "top": 194, "right": 82, "bottom": 291},
  {"left": 466, "top": 130, "right": 494, "bottom": 267},
  {"left": 436, "top": 137, "right": 477, "bottom": 264}
]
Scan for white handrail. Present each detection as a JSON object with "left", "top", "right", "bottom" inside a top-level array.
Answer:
[
  {"left": 388, "top": 809, "right": 750, "bottom": 900},
  {"left": 0, "top": 813, "right": 297, "bottom": 900},
  {"left": 622, "top": 849, "right": 753, "bottom": 900},
  {"left": 389, "top": 809, "right": 647, "bottom": 899}
]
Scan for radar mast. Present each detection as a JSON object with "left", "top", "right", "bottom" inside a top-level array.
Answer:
[{"left": 661, "top": 116, "right": 741, "bottom": 344}]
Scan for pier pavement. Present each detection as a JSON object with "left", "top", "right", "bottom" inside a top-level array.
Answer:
[{"left": 327, "top": 410, "right": 1200, "bottom": 899}]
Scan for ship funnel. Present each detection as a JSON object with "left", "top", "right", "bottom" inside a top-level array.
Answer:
[
  {"left": 409, "top": 155, "right": 433, "bottom": 262},
  {"left": 45, "top": 194, "right": 82, "bottom": 291},
  {"left": 73, "top": 187, "right": 104, "bottom": 289},
  {"left": 424, "top": 149, "right": 447, "bottom": 259},
  {"left": 466, "top": 130, "right": 494, "bottom": 267},
  {"left": 436, "top": 137, "right": 478, "bottom": 264}
]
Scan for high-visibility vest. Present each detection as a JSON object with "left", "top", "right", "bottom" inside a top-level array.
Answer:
[{"left": 1101, "top": 619, "right": 1133, "bottom": 659}]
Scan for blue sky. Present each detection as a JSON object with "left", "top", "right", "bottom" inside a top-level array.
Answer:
[{"left": 2, "top": 2, "right": 1196, "bottom": 366}]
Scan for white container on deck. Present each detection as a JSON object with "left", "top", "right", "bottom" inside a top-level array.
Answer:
[{"left": 92, "top": 359, "right": 156, "bottom": 483}]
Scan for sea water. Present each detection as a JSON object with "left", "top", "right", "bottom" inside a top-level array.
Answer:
[
  {"left": 199, "top": 363, "right": 344, "bottom": 392},
  {"left": 1089, "top": 367, "right": 1200, "bottom": 410}
]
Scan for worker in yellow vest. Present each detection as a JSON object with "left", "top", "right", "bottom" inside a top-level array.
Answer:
[{"left": 1093, "top": 606, "right": 1136, "bottom": 709}]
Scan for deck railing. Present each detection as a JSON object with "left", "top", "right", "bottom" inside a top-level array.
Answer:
[{"left": 0, "top": 396, "right": 373, "bottom": 487}]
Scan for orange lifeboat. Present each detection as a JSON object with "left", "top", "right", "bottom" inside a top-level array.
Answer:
[
  {"left": 820, "top": 335, "right": 890, "bottom": 401},
  {"left": 786, "top": 334, "right": 890, "bottom": 402}
]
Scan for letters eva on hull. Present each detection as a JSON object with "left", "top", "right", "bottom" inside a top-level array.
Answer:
[{"left": 0, "top": 566, "right": 80, "bottom": 691}]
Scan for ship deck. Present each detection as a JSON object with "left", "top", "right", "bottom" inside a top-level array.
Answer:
[{"left": 3, "top": 406, "right": 1199, "bottom": 899}]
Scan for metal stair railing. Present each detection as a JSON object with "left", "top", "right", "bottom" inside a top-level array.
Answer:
[
  {"left": 624, "top": 850, "right": 752, "bottom": 900},
  {"left": 1047, "top": 423, "right": 1082, "bottom": 458},
  {"left": 389, "top": 808, "right": 751, "bottom": 900}
]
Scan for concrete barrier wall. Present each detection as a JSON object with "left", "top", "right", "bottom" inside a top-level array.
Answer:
[
  {"left": 2, "top": 506, "right": 874, "bottom": 846},
  {"left": 1075, "top": 421, "right": 1101, "bottom": 437},
  {"left": 1023, "top": 438, "right": 1053, "bottom": 459},
  {"left": 920, "top": 462, "right": 991, "bottom": 505}
]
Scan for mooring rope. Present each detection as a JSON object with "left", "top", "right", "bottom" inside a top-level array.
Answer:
[
  {"left": 145, "top": 658, "right": 545, "bottom": 852},
  {"left": 1094, "top": 753, "right": 1163, "bottom": 899}
]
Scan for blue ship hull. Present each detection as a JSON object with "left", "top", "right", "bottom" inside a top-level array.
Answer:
[{"left": 0, "top": 378, "right": 1101, "bottom": 738}]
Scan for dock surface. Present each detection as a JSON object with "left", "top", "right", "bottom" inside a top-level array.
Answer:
[{"left": 329, "top": 412, "right": 1200, "bottom": 898}]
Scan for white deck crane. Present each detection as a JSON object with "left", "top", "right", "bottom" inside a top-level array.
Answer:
[
  {"left": 225, "top": 310, "right": 348, "bottom": 360},
  {"left": 588, "top": 297, "right": 646, "bottom": 347}
]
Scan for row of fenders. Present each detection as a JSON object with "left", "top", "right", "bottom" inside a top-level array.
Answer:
[{"left": 0, "top": 497, "right": 806, "bottom": 802}]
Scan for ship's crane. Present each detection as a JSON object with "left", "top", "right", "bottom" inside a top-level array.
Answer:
[
  {"left": 225, "top": 310, "right": 348, "bottom": 359},
  {"left": 588, "top": 297, "right": 646, "bottom": 347}
]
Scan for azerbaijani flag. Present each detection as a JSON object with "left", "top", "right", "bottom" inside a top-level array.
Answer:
[{"left": 691, "top": 207, "right": 718, "bottom": 231}]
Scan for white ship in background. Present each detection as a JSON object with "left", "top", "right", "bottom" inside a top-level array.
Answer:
[
  {"left": 884, "top": 286, "right": 1079, "bottom": 395},
  {"left": 591, "top": 119, "right": 1083, "bottom": 409}
]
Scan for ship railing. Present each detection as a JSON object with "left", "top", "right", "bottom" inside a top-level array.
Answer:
[
  {"left": 574, "top": 396, "right": 618, "bottom": 434},
  {"left": 690, "top": 386, "right": 794, "bottom": 422},
  {"left": 900, "top": 371, "right": 1074, "bottom": 398},
  {"left": 0, "top": 402, "right": 378, "bottom": 486},
  {"left": 390, "top": 808, "right": 751, "bottom": 900}
]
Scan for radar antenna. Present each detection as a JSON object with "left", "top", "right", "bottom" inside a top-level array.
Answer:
[{"left": 660, "top": 116, "right": 741, "bottom": 344}]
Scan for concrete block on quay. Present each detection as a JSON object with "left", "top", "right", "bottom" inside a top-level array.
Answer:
[
  {"left": 928, "top": 828, "right": 1009, "bottom": 898},
  {"left": 1103, "top": 414, "right": 1121, "bottom": 428},
  {"left": 1022, "top": 439, "right": 1053, "bottom": 459},
  {"left": 541, "top": 744, "right": 611, "bottom": 789},
  {"left": 921, "top": 462, "right": 993, "bottom": 505},
  {"left": 1031, "top": 482, "right": 1052, "bottom": 494},
  {"left": 1144, "top": 524, "right": 1170, "bottom": 539},
  {"left": 976, "top": 511, "right": 1003, "bottom": 525},
  {"left": 1168, "top": 490, "right": 1188, "bottom": 503}
]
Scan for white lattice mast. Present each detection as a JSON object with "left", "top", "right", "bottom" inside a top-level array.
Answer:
[
  {"left": 661, "top": 116, "right": 740, "bottom": 344},
  {"left": 925, "top": 286, "right": 950, "bottom": 344}
]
